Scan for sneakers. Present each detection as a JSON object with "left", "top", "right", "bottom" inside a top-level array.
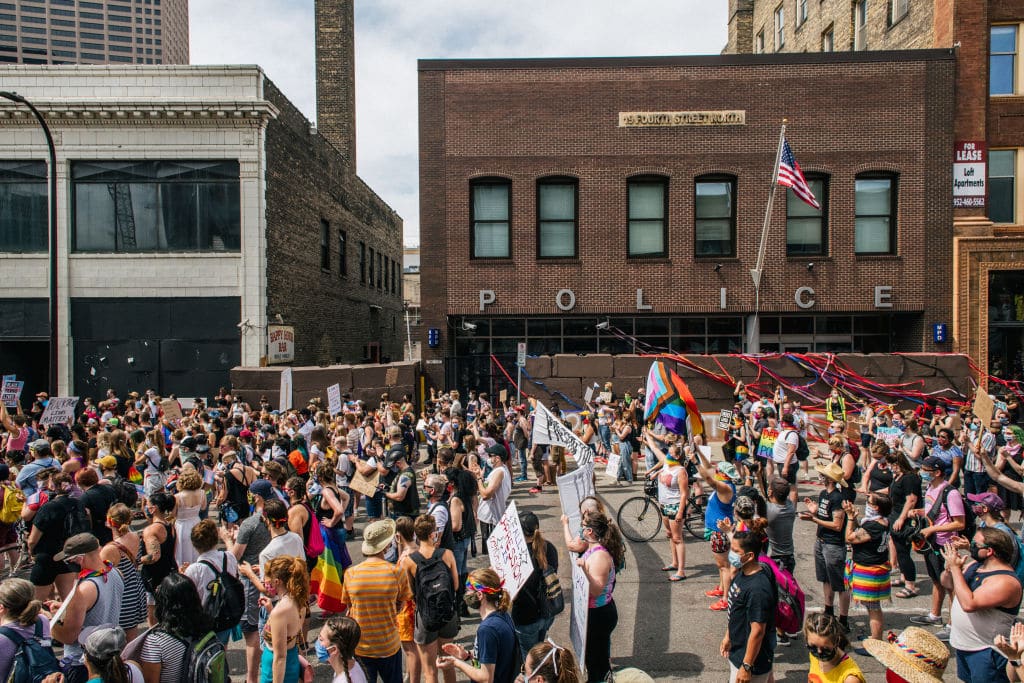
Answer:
[
  {"left": 909, "top": 614, "right": 943, "bottom": 626},
  {"left": 514, "top": 477, "right": 528, "bottom": 483},
  {"left": 709, "top": 599, "right": 729, "bottom": 611},
  {"left": 776, "top": 633, "right": 791, "bottom": 647},
  {"left": 529, "top": 486, "right": 543, "bottom": 494},
  {"left": 934, "top": 626, "right": 951, "bottom": 642},
  {"left": 705, "top": 587, "right": 724, "bottom": 598}
]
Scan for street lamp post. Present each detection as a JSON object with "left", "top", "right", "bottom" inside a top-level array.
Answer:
[{"left": 0, "top": 91, "right": 58, "bottom": 396}]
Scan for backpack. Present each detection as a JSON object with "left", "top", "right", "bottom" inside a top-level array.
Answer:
[
  {"left": 0, "top": 483, "right": 25, "bottom": 524},
  {"left": 758, "top": 555, "right": 805, "bottom": 636},
  {"left": 412, "top": 548, "right": 456, "bottom": 632},
  {"left": 167, "top": 629, "right": 229, "bottom": 683},
  {"left": 199, "top": 554, "right": 246, "bottom": 633},
  {"left": 303, "top": 503, "right": 325, "bottom": 559},
  {"left": 796, "top": 435, "right": 810, "bottom": 462},
  {"left": 542, "top": 566, "right": 565, "bottom": 616},
  {"left": 924, "top": 484, "right": 976, "bottom": 545},
  {"left": 63, "top": 500, "right": 90, "bottom": 538},
  {"left": 109, "top": 474, "right": 139, "bottom": 508},
  {"left": 0, "top": 621, "right": 61, "bottom": 683}
]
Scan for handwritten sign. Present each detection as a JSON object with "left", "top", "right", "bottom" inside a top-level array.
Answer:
[
  {"left": 599, "top": 392, "right": 613, "bottom": 404},
  {"left": 499, "top": 389, "right": 508, "bottom": 404},
  {"left": 718, "top": 409, "right": 734, "bottom": 430},
  {"left": 557, "top": 463, "right": 595, "bottom": 539},
  {"left": 755, "top": 426, "right": 778, "bottom": 460},
  {"left": 385, "top": 367, "right": 399, "bottom": 386},
  {"left": 532, "top": 401, "right": 593, "bottom": 467},
  {"left": 327, "top": 384, "right": 343, "bottom": 416},
  {"left": 160, "top": 398, "right": 182, "bottom": 423},
  {"left": 605, "top": 453, "right": 621, "bottom": 479},
  {"left": 1, "top": 379, "right": 24, "bottom": 408},
  {"left": 876, "top": 426, "right": 902, "bottom": 450},
  {"left": 570, "top": 563, "right": 589, "bottom": 665},
  {"left": 279, "top": 368, "right": 293, "bottom": 411},
  {"left": 349, "top": 469, "right": 380, "bottom": 498},
  {"left": 485, "top": 500, "right": 534, "bottom": 600},
  {"left": 974, "top": 390, "right": 996, "bottom": 424},
  {"left": 40, "top": 397, "right": 78, "bottom": 426}
]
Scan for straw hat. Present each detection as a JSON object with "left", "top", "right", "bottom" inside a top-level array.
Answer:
[
  {"left": 814, "top": 461, "right": 848, "bottom": 487},
  {"left": 863, "top": 627, "right": 949, "bottom": 683}
]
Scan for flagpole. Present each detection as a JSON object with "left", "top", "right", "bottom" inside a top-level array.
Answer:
[{"left": 747, "top": 120, "right": 787, "bottom": 354}]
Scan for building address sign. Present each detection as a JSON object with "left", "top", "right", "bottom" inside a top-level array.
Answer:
[
  {"left": 478, "top": 286, "right": 894, "bottom": 312},
  {"left": 618, "top": 110, "right": 746, "bottom": 127}
]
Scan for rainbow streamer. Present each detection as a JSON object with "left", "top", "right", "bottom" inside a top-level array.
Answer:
[
  {"left": 127, "top": 465, "right": 143, "bottom": 486},
  {"left": 310, "top": 525, "right": 351, "bottom": 614},
  {"left": 644, "top": 361, "right": 704, "bottom": 436}
]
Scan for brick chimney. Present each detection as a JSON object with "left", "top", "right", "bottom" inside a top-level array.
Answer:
[
  {"left": 725, "top": 0, "right": 755, "bottom": 54},
  {"left": 314, "top": 0, "right": 356, "bottom": 170}
]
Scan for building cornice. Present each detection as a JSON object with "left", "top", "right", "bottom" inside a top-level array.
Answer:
[{"left": 0, "top": 100, "right": 279, "bottom": 125}]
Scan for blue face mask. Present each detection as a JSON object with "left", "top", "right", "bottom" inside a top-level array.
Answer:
[
  {"left": 728, "top": 551, "right": 745, "bottom": 569},
  {"left": 314, "top": 640, "right": 332, "bottom": 663}
]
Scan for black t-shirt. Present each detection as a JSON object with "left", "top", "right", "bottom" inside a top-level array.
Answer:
[
  {"left": 889, "top": 472, "right": 923, "bottom": 518},
  {"left": 852, "top": 519, "right": 890, "bottom": 565},
  {"left": 868, "top": 463, "right": 894, "bottom": 492},
  {"left": 80, "top": 484, "right": 118, "bottom": 545},
  {"left": 510, "top": 541, "right": 559, "bottom": 625},
  {"left": 726, "top": 567, "right": 776, "bottom": 675},
  {"left": 32, "top": 495, "right": 85, "bottom": 556},
  {"left": 816, "top": 487, "right": 847, "bottom": 546}
]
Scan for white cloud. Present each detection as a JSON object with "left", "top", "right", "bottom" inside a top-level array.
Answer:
[{"left": 190, "top": 1, "right": 728, "bottom": 247}]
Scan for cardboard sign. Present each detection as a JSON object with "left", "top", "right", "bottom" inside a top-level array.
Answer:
[
  {"left": 570, "top": 562, "right": 589, "bottom": 666},
  {"left": 349, "top": 469, "right": 380, "bottom": 498},
  {"left": 584, "top": 386, "right": 594, "bottom": 404},
  {"left": 499, "top": 389, "right": 508, "bottom": 404},
  {"left": 40, "top": 397, "right": 78, "bottom": 426},
  {"left": 599, "top": 391, "right": 613, "bottom": 403},
  {"left": 1, "top": 379, "right": 24, "bottom": 408},
  {"left": 604, "top": 453, "right": 621, "bottom": 479},
  {"left": 385, "top": 367, "right": 399, "bottom": 386},
  {"left": 279, "top": 368, "right": 293, "bottom": 411},
  {"left": 557, "top": 463, "right": 596, "bottom": 538},
  {"left": 327, "top": 384, "right": 343, "bottom": 416},
  {"left": 484, "top": 501, "right": 534, "bottom": 600},
  {"left": 160, "top": 398, "right": 182, "bottom": 422},
  {"left": 718, "top": 409, "right": 733, "bottom": 430},
  {"left": 974, "top": 390, "right": 995, "bottom": 424}
]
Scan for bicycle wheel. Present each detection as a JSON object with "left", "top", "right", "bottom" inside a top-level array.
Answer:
[
  {"left": 617, "top": 496, "right": 662, "bottom": 543},
  {"left": 684, "top": 498, "right": 705, "bottom": 539}
]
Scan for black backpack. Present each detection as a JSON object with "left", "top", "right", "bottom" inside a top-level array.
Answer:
[
  {"left": 110, "top": 474, "right": 139, "bottom": 507},
  {"left": 0, "top": 621, "right": 61, "bottom": 683},
  {"left": 199, "top": 554, "right": 246, "bottom": 633},
  {"left": 63, "top": 499, "right": 90, "bottom": 538},
  {"left": 412, "top": 548, "right": 456, "bottom": 632}
]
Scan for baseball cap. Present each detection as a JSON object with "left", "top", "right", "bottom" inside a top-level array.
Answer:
[
  {"left": 239, "top": 429, "right": 253, "bottom": 439},
  {"left": 735, "top": 496, "right": 756, "bottom": 518},
  {"left": 249, "top": 479, "right": 275, "bottom": 500},
  {"left": 97, "top": 455, "right": 118, "bottom": 470},
  {"left": 179, "top": 436, "right": 197, "bottom": 451},
  {"left": 83, "top": 626, "right": 127, "bottom": 660},
  {"left": 967, "top": 492, "right": 1005, "bottom": 511},
  {"left": 486, "top": 444, "right": 509, "bottom": 461},
  {"left": 28, "top": 439, "right": 50, "bottom": 454},
  {"left": 921, "top": 456, "right": 947, "bottom": 473},
  {"left": 54, "top": 532, "right": 100, "bottom": 561},
  {"left": 107, "top": 417, "right": 120, "bottom": 427}
]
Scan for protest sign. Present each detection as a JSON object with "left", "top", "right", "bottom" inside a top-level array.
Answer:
[
  {"left": 599, "top": 391, "right": 613, "bottom": 403},
  {"left": 178, "top": 397, "right": 205, "bottom": 411},
  {"left": 974, "top": 390, "right": 995, "bottom": 424},
  {"left": 876, "top": 426, "right": 901, "bottom": 451},
  {"left": 349, "top": 469, "right": 380, "bottom": 498},
  {"left": 385, "top": 367, "right": 399, "bottom": 386},
  {"left": 718, "top": 409, "right": 733, "bottom": 430},
  {"left": 604, "top": 453, "right": 621, "bottom": 479},
  {"left": 160, "top": 398, "right": 182, "bottom": 423},
  {"left": 996, "top": 400, "right": 1008, "bottom": 413},
  {"left": 532, "top": 401, "right": 593, "bottom": 467},
  {"left": 557, "top": 463, "right": 595, "bottom": 538},
  {"left": 499, "top": 389, "right": 507, "bottom": 404},
  {"left": 1, "top": 379, "right": 24, "bottom": 408},
  {"left": 327, "top": 384, "right": 343, "bottom": 416},
  {"left": 584, "top": 386, "right": 594, "bottom": 404},
  {"left": 484, "top": 501, "right": 534, "bottom": 600},
  {"left": 279, "top": 368, "right": 293, "bottom": 411},
  {"left": 1, "top": 375, "right": 14, "bottom": 382},
  {"left": 40, "top": 397, "right": 78, "bottom": 426},
  {"left": 570, "top": 563, "right": 589, "bottom": 665}
]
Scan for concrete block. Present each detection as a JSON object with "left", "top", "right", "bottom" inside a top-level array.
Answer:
[
  {"left": 553, "top": 354, "right": 613, "bottom": 379},
  {"left": 868, "top": 354, "right": 905, "bottom": 379},
  {"left": 839, "top": 355, "right": 873, "bottom": 378},
  {"left": 935, "top": 354, "right": 972, "bottom": 378},
  {"left": 613, "top": 355, "right": 654, "bottom": 378},
  {"left": 759, "top": 355, "right": 807, "bottom": 379},
  {"left": 901, "top": 354, "right": 937, "bottom": 378},
  {"left": 230, "top": 367, "right": 282, "bottom": 391},
  {"left": 292, "top": 366, "right": 354, "bottom": 393},
  {"left": 525, "top": 356, "right": 551, "bottom": 378},
  {"left": 532, "top": 377, "right": 582, "bottom": 407}
]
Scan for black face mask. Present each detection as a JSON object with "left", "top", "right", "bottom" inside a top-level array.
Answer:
[
  {"left": 969, "top": 541, "right": 989, "bottom": 563},
  {"left": 807, "top": 644, "right": 837, "bottom": 661}
]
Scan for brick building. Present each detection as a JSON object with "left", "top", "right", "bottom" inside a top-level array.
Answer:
[
  {"left": 0, "top": 0, "right": 188, "bottom": 65},
  {"left": 0, "top": 0, "right": 403, "bottom": 398},
  {"left": 726, "top": 0, "right": 1024, "bottom": 382},
  {"left": 418, "top": 51, "right": 956, "bottom": 390}
]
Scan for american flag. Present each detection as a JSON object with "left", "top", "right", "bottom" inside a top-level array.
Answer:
[{"left": 777, "top": 138, "right": 820, "bottom": 209}]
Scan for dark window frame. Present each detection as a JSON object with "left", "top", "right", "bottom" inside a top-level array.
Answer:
[
  {"left": 0, "top": 160, "right": 47, "bottom": 253},
  {"left": 694, "top": 174, "right": 737, "bottom": 258},
  {"left": 320, "top": 219, "right": 330, "bottom": 272},
  {"left": 854, "top": 171, "right": 898, "bottom": 255},
  {"left": 359, "top": 241, "right": 366, "bottom": 284},
  {"left": 627, "top": 175, "right": 669, "bottom": 258},
  {"left": 785, "top": 173, "right": 829, "bottom": 256},
  {"left": 536, "top": 176, "right": 579, "bottom": 259},
  {"left": 470, "top": 177, "right": 512, "bottom": 260},
  {"left": 338, "top": 229, "right": 347, "bottom": 278}
]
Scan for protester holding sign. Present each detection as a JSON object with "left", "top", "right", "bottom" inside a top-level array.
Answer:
[{"left": 576, "top": 511, "right": 625, "bottom": 683}]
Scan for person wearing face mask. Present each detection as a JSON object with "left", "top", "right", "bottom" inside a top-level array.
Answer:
[
  {"left": 931, "top": 428, "right": 965, "bottom": 490},
  {"left": 137, "top": 491, "right": 178, "bottom": 627},
  {"left": 800, "top": 462, "right": 850, "bottom": 632},
  {"left": 471, "top": 445, "right": 511, "bottom": 551},
  {"left": 317, "top": 614, "right": 368, "bottom": 683},
  {"left": 976, "top": 428, "right": 1024, "bottom": 527},
  {"left": 941, "top": 528, "right": 1023, "bottom": 682},
  {"left": 963, "top": 416, "right": 997, "bottom": 497},
  {"left": 843, "top": 493, "right": 893, "bottom": 647},
  {"left": 98, "top": 503, "right": 147, "bottom": 641},
  {"left": 887, "top": 451, "right": 923, "bottom": 600},
  {"left": 720, "top": 518, "right": 775, "bottom": 683},
  {"left": 803, "top": 612, "right": 866, "bottom": 683},
  {"left": 437, "top": 568, "right": 517, "bottom": 683},
  {"left": 826, "top": 389, "right": 847, "bottom": 423},
  {"left": 573, "top": 511, "right": 625, "bottom": 683},
  {"left": 898, "top": 415, "right": 928, "bottom": 470}
]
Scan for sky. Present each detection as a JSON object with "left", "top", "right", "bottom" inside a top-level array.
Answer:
[{"left": 190, "top": 2, "right": 728, "bottom": 247}]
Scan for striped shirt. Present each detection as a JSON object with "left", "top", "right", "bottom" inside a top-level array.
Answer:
[
  {"left": 339, "top": 557, "right": 412, "bottom": 658},
  {"left": 965, "top": 430, "right": 997, "bottom": 473}
]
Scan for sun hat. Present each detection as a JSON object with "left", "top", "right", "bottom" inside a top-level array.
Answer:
[
  {"left": 54, "top": 533, "right": 100, "bottom": 562},
  {"left": 608, "top": 669, "right": 655, "bottom": 683},
  {"left": 814, "top": 462, "right": 848, "bottom": 487},
  {"left": 863, "top": 627, "right": 949, "bottom": 683},
  {"left": 967, "top": 491, "right": 1005, "bottom": 512},
  {"left": 361, "top": 519, "right": 397, "bottom": 556}
]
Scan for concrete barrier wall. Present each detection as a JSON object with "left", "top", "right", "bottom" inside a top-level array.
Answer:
[{"left": 230, "top": 362, "right": 419, "bottom": 410}]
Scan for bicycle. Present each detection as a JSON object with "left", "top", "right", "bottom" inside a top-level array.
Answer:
[{"left": 616, "top": 477, "right": 707, "bottom": 542}]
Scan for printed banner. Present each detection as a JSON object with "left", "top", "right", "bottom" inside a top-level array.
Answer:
[
  {"left": 718, "top": 409, "right": 733, "bottom": 430},
  {"left": 876, "top": 426, "right": 902, "bottom": 450},
  {"left": 40, "top": 397, "right": 78, "bottom": 426},
  {"left": 485, "top": 500, "right": 534, "bottom": 600},
  {"left": 531, "top": 401, "right": 593, "bottom": 467},
  {"left": 1, "top": 379, "right": 24, "bottom": 408},
  {"left": 327, "top": 384, "right": 343, "bottom": 416}
]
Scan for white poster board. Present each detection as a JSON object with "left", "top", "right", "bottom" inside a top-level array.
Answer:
[
  {"left": 557, "top": 463, "right": 595, "bottom": 539},
  {"left": 40, "top": 397, "right": 78, "bottom": 426},
  {"left": 484, "top": 500, "right": 534, "bottom": 600},
  {"left": 584, "top": 386, "right": 594, "bottom": 404},
  {"left": 718, "top": 409, "right": 733, "bottom": 430},
  {"left": 532, "top": 401, "right": 593, "bottom": 467},
  {"left": 279, "top": 368, "right": 293, "bottom": 411},
  {"left": 1, "top": 379, "right": 24, "bottom": 408},
  {"left": 327, "top": 384, "right": 343, "bottom": 416},
  {"left": 570, "top": 563, "right": 589, "bottom": 666},
  {"left": 604, "top": 453, "right": 621, "bottom": 479},
  {"left": 160, "top": 398, "right": 182, "bottom": 423}
]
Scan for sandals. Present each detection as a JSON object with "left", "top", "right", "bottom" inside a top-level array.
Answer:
[
  {"left": 661, "top": 565, "right": 678, "bottom": 572},
  {"left": 668, "top": 574, "right": 687, "bottom": 582},
  {"left": 895, "top": 587, "right": 920, "bottom": 599}
]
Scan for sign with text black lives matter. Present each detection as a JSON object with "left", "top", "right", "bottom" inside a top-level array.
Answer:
[
  {"left": 40, "top": 397, "right": 78, "bottom": 426},
  {"left": 954, "top": 141, "right": 986, "bottom": 208}
]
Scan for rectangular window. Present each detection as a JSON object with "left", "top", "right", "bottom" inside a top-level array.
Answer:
[
  {"left": 369, "top": 247, "right": 375, "bottom": 285},
  {"left": 695, "top": 177, "right": 736, "bottom": 257},
  {"left": 854, "top": 0, "right": 867, "bottom": 50},
  {"left": 377, "top": 251, "right": 383, "bottom": 289},
  {"left": 786, "top": 177, "right": 827, "bottom": 255},
  {"left": 72, "top": 160, "right": 240, "bottom": 253},
  {"left": 0, "top": 161, "right": 47, "bottom": 252},
  {"left": 392, "top": 260, "right": 398, "bottom": 295},
  {"left": 320, "top": 219, "right": 330, "bottom": 271},
  {"left": 797, "top": 0, "right": 808, "bottom": 26},
  {"left": 774, "top": 4, "right": 785, "bottom": 49},
  {"left": 359, "top": 241, "right": 366, "bottom": 284},
  {"left": 628, "top": 178, "right": 667, "bottom": 257},
  {"left": 990, "top": 149, "right": 1017, "bottom": 224},
  {"left": 992, "top": 26, "right": 1018, "bottom": 96},
  {"left": 537, "top": 179, "right": 577, "bottom": 258},
  {"left": 755, "top": 30, "right": 764, "bottom": 53},
  {"left": 890, "top": 0, "right": 908, "bottom": 24},
  {"left": 822, "top": 26, "right": 834, "bottom": 51},
  {"left": 855, "top": 175, "right": 897, "bottom": 254},
  {"left": 338, "top": 229, "right": 347, "bottom": 277},
  {"left": 471, "top": 180, "right": 511, "bottom": 258}
]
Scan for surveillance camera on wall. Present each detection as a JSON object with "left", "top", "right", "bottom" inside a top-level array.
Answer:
[
  {"left": 596, "top": 321, "right": 610, "bottom": 330},
  {"left": 462, "top": 321, "right": 477, "bottom": 331}
]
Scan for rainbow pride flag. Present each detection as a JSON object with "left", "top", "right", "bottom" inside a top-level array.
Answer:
[
  {"left": 127, "top": 465, "right": 143, "bottom": 486},
  {"left": 310, "top": 525, "right": 351, "bottom": 614},
  {"left": 644, "top": 360, "right": 704, "bottom": 437}
]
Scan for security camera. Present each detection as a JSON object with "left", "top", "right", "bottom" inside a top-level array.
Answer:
[
  {"left": 596, "top": 321, "right": 610, "bottom": 331},
  {"left": 807, "top": 262, "right": 815, "bottom": 271},
  {"left": 713, "top": 263, "right": 722, "bottom": 272},
  {"left": 462, "top": 322, "right": 477, "bottom": 331},
  {"left": 236, "top": 318, "right": 251, "bottom": 329},
  {"left": 274, "top": 313, "right": 284, "bottom": 325}
]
